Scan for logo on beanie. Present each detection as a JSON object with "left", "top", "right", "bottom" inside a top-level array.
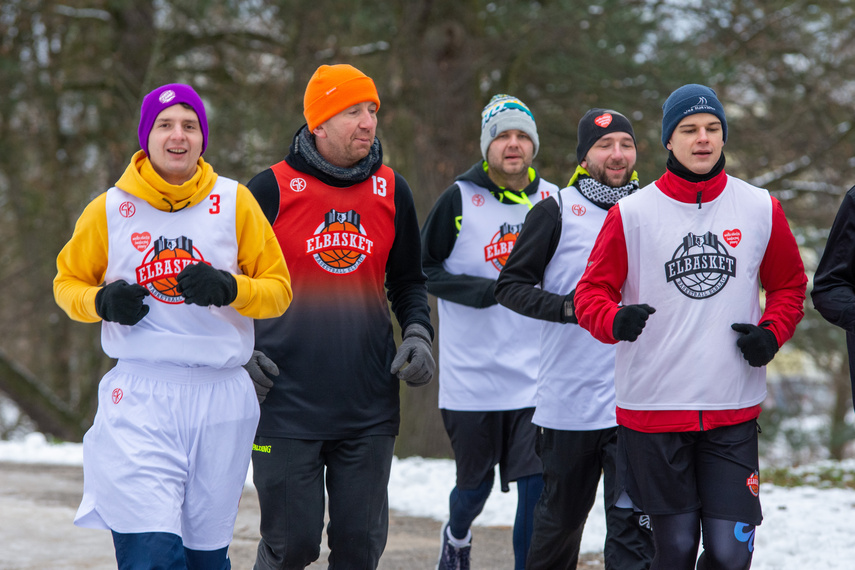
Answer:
[
  {"left": 683, "top": 97, "right": 718, "bottom": 117},
  {"left": 664, "top": 231, "right": 736, "bottom": 299},
  {"left": 484, "top": 222, "right": 522, "bottom": 271},
  {"left": 136, "top": 235, "right": 204, "bottom": 304},
  {"left": 306, "top": 209, "right": 374, "bottom": 274},
  {"left": 594, "top": 113, "right": 613, "bottom": 128},
  {"left": 481, "top": 95, "right": 534, "bottom": 129},
  {"left": 158, "top": 90, "right": 177, "bottom": 105},
  {"left": 746, "top": 470, "right": 759, "bottom": 497}
]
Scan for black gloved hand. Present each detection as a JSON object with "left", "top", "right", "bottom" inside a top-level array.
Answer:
[
  {"left": 612, "top": 304, "right": 656, "bottom": 341},
  {"left": 243, "top": 350, "right": 279, "bottom": 404},
  {"left": 95, "top": 279, "right": 150, "bottom": 325},
  {"left": 390, "top": 323, "right": 436, "bottom": 387},
  {"left": 561, "top": 289, "right": 577, "bottom": 324},
  {"left": 176, "top": 262, "right": 237, "bottom": 307},
  {"left": 731, "top": 323, "right": 779, "bottom": 367}
]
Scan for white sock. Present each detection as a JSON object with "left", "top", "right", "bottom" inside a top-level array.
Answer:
[{"left": 446, "top": 526, "right": 472, "bottom": 548}]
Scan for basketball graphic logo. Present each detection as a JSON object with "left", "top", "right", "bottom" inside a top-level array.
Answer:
[
  {"left": 664, "top": 231, "right": 737, "bottom": 299},
  {"left": 305, "top": 209, "right": 374, "bottom": 274},
  {"left": 484, "top": 222, "right": 523, "bottom": 271},
  {"left": 746, "top": 470, "right": 759, "bottom": 497},
  {"left": 135, "top": 235, "right": 203, "bottom": 303}
]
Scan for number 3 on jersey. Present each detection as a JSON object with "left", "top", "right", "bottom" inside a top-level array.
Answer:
[
  {"left": 372, "top": 176, "right": 386, "bottom": 197},
  {"left": 209, "top": 193, "right": 220, "bottom": 214}
]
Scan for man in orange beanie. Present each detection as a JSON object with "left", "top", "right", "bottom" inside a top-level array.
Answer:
[{"left": 245, "top": 63, "right": 435, "bottom": 569}]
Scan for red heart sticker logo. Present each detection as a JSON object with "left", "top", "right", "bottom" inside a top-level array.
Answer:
[
  {"left": 723, "top": 229, "right": 741, "bottom": 248},
  {"left": 594, "top": 113, "right": 613, "bottom": 128},
  {"left": 131, "top": 232, "right": 151, "bottom": 252}
]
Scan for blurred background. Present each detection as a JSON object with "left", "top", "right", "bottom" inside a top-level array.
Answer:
[{"left": 1, "top": 0, "right": 853, "bottom": 465}]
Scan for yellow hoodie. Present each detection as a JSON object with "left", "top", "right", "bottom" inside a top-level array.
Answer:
[{"left": 54, "top": 151, "right": 291, "bottom": 322}]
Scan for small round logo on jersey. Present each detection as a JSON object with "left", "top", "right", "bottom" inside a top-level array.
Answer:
[
  {"left": 306, "top": 209, "right": 374, "bottom": 274},
  {"left": 290, "top": 178, "right": 307, "bottom": 192},
  {"left": 472, "top": 194, "right": 485, "bottom": 207},
  {"left": 119, "top": 201, "right": 136, "bottom": 218},
  {"left": 112, "top": 388, "right": 123, "bottom": 404},
  {"left": 572, "top": 204, "right": 587, "bottom": 216},
  {"left": 136, "top": 235, "right": 204, "bottom": 303}
]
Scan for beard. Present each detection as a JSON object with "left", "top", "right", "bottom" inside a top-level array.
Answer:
[{"left": 587, "top": 161, "right": 633, "bottom": 188}]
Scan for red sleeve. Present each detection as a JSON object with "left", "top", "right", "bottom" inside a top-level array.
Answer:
[
  {"left": 758, "top": 197, "right": 807, "bottom": 346},
  {"left": 574, "top": 205, "right": 627, "bottom": 344}
]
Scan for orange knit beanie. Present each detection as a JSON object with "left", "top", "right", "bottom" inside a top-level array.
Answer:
[{"left": 303, "top": 64, "right": 381, "bottom": 131}]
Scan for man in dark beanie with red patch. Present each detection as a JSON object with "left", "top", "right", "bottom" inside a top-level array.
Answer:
[
  {"left": 574, "top": 84, "right": 807, "bottom": 569},
  {"left": 496, "top": 108, "right": 654, "bottom": 569}
]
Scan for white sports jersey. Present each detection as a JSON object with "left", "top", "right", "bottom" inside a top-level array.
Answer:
[
  {"left": 102, "top": 177, "right": 253, "bottom": 368},
  {"left": 615, "top": 176, "right": 772, "bottom": 410},
  {"left": 438, "top": 178, "right": 557, "bottom": 411},
  {"left": 536, "top": 187, "right": 618, "bottom": 430}
]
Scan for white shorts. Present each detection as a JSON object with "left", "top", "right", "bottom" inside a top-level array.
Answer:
[{"left": 74, "top": 360, "right": 260, "bottom": 550}]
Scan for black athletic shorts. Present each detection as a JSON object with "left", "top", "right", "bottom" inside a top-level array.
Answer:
[
  {"left": 618, "top": 419, "right": 762, "bottom": 525},
  {"left": 441, "top": 408, "right": 541, "bottom": 492}
]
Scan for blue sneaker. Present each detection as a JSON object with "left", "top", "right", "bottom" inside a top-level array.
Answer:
[{"left": 436, "top": 523, "right": 471, "bottom": 570}]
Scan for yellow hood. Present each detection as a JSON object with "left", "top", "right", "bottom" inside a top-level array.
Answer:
[{"left": 115, "top": 150, "right": 218, "bottom": 212}]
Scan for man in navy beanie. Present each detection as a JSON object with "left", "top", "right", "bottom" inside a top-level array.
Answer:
[{"left": 574, "top": 84, "right": 807, "bottom": 569}]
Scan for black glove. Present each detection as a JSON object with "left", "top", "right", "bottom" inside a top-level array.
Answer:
[
  {"left": 612, "top": 304, "right": 656, "bottom": 341},
  {"left": 390, "top": 323, "right": 435, "bottom": 387},
  {"left": 95, "top": 280, "right": 150, "bottom": 325},
  {"left": 731, "top": 323, "right": 779, "bottom": 367},
  {"left": 176, "top": 262, "right": 237, "bottom": 307},
  {"left": 561, "top": 289, "right": 577, "bottom": 324},
  {"left": 243, "top": 350, "right": 279, "bottom": 404}
]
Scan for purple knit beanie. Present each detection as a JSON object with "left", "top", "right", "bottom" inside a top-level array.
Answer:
[{"left": 138, "top": 84, "right": 208, "bottom": 156}]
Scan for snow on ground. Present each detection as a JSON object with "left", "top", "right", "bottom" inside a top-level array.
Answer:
[{"left": 3, "top": 432, "right": 855, "bottom": 568}]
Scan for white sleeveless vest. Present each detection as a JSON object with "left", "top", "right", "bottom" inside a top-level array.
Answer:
[
  {"left": 537, "top": 187, "right": 618, "bottom": 430},
  {"left": 438, "top": 178, "right": 557, "bottom": 411},
  {"left": 615, "top": 176, "right": 772, "bottom": 410},
  {"left": 102, "top": 177, "right": 253, "bottom": 368}
]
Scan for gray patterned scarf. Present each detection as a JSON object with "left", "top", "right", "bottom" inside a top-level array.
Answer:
[{"left": 570, "top": 166, "right": 639, "bottom": 209}]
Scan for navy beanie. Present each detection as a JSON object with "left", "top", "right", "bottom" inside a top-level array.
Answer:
[
  {"left": 661, "top": 84, "right": 727, "bottom": 148},
  {"left": 576, "top": 109, "right": 636, "bottom": 164}
]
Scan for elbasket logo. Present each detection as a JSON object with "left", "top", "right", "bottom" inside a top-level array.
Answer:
[
  {"left": 484, "top": 222, "right": 523, "bottom": 271},
  {"left": 136, "top": 236, "right": 204, "bottom": 304},
  {"left": 306, "top": 209, "right": 374, "bottom": 275},
  {"left": 746, "top": 470, "right": 760, "bottom": 497},
  {"left": 664, "top": 231, "right": 736, "bottom": 299}
]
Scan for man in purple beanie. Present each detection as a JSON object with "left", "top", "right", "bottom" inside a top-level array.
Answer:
[{"left": 54, "top": 83, "right": 292, "bottom": 568}]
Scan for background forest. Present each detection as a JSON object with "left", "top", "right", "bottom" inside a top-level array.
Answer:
[{"left": 2, "top": 0, "right": 855, "bottom": 463}]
